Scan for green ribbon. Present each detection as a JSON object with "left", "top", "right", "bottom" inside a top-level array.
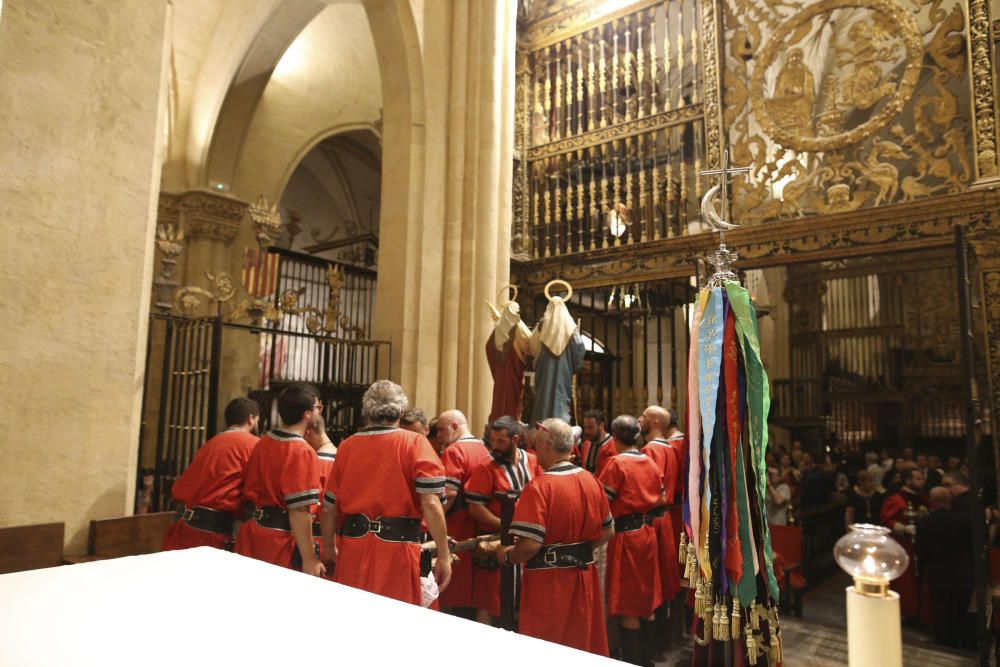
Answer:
[{"left": 725, "top": 282, "right": 779, "bottom": 602}]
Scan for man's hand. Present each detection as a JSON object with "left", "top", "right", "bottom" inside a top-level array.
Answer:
[
  {"left": 302, "top": 555, "right": 327, "bottom": 577},
  {"left": 433, "top": 553, "right": 452, "bottom": 592},
  {"left": 323, "top": 540, "right": 338, "bottom": 570}
]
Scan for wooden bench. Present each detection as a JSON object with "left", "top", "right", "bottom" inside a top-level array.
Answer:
[
  {"left": 64, "top": 512, "right": 175, "bottom": 564},
  {"left": 0, "top": 522, "right": 65, "bottom": 574}
]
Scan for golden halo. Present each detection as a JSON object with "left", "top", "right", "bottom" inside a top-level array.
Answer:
[
  {"left": 497, "top": 284, "right": 519, "bottom": 303},
  {"left": 544, "top": 279, "right": 573, "bottom": 302}
]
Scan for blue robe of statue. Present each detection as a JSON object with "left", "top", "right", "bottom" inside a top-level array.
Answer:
[{"left": 531, "top": 331, "right": 586, "bottom": 423}]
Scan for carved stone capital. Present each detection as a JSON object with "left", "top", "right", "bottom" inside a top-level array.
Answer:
[{"left": 161, "top": 190, "right": 248, "bottom": 245}]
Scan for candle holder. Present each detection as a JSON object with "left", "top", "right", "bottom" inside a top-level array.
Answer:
[{"left": 834, "top": 524, "right": 909, "bottom": 666}]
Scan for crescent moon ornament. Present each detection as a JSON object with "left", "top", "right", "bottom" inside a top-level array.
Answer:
[
  {"left": 544, "top": 279, "right": 573, "bottom": 302},
  {"left": 701, "top": 184, "right": 740, "bottom": 232}
]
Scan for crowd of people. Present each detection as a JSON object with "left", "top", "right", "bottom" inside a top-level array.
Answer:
[
  {"left": 162, "top": 382, "right": 689, "bottom": 665},
  {"left": 763, "top": 439, "right": 986, "bottom": 650},
  {"left": 160, "top": 379, "right": 993, "bottom": 659}
]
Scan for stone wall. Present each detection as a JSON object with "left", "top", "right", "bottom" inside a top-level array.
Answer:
[{"left": 0, "top": 1, "right": 169, "bottom": 553}]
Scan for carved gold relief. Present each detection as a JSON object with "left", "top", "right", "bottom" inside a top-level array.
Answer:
[{"left": 726, "top": 0, "right": 975, "bottom": 221}]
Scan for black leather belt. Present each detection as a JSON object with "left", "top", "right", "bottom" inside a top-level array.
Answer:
[
  {"left": 525, "top": 542, "right": 594, "bottom": 570},
  {"left": 615, "top": 512, "right": 654, "bottom": 533},
  {"left": 311, "top": 522, "right": 323, "bottom": 538},
  {"left": 177, "top": 505, "right": 236, "bottom": 535},
  {"left": 646, "top": 505, "right": 669, "bottom": 520},
  {"left": 246, "top": 505, "right": 291, "bottom": 531},
  {"left": 339, "top": 514, "right": 422, "bottom": 542}
]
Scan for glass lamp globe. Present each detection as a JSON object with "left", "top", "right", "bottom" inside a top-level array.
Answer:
[
  {"left": 606, "top": 208, "right": 628, "bottom": 238},
  {"left": 834, "top": 523, "right": 909, "bottom": 596}
]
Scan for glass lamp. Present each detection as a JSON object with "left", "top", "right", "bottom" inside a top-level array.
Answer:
[
  {"left": 834, "top": 524, "right": 909, "bottom": 596},
  {"left": 834, "top": 524, "right": 906, "bottom": 667}
]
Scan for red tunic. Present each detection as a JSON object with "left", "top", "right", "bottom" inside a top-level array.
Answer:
[
  {"left": 440, "top": 436, "right": 491, "bottom": 608},
  {"left": 325, "top": 425, "right": 445, "bottom": 605},
  {"left": 465, "top": 449, "right": 540, "bottom": 617},
  {"left": 580, "top": 433, "right": 614, "bottom": 476},
  {"left": 599, "top": 450, "right": 664, "bottom": 618},
  {"left": 163, "top": 429, "right": 258, "bottom": 551},
  {"left": 641, "top": 436, "right": 683, "bottom": 600},
  {"left": 511, "top": 462, "right": 612, "bottom": 656},
  {"left": 234, "top": 430, "right": 319, "bottom": 568},
  {"left": 880, "top": 488, "right": 928, "bottom": 619},
  {"left": 313, "top": 450, "right": 336, "bottom": 573}
]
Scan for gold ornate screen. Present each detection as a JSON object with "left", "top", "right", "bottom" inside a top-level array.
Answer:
[{"left": 514, "top": 0, "right": 714, "bottom": 259}]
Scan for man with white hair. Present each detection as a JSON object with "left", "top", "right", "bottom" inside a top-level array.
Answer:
[
  {"left": 320, "top": 380, "right": 451, "bottom": 605},
  {"left": 436, "top": 408, "right": 492, "bottom": 611},
  {"left": 486, "top": 297, "right": 533, "bottom": 422},
  {"left": 529, "top": 291, "right": 585, "bottom": 423},
  {"left": 498, "top": 417, "right": 614, "bottom": 656}
]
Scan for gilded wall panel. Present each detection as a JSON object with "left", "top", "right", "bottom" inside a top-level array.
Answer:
[{"left": 723, "top": 0, "right": 974, "bottom": 222}]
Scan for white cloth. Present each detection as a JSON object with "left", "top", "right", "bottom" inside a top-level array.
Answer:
[
  {"left": 530, "top": 296, "right": 577, "bottom": 357},
  {"left": 0, "top": 548, "right": 619, "bottom": 666},
  {"left": 420, "top": 573, "right": 439, "bottom": 608},
  {"left": 493, "top": 301, "right": 532, "bottom": 359}
]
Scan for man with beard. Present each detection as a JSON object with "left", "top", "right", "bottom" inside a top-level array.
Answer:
[
  {"left": 498, "top": 418, "right": 614, "bottom": 656},
  {"left": 600, "top": 415, "right": 663, "bottom": 666},
  {"left": 321, "top": 380, "right": 451, "bottom": 604},
  {"left": 162, "top": 397, "right": 260, "bottom": 551},
  {"left": 437, "top": 408, "right": 492, "bottom": 612},
  {"left": 881, "top": 468, "right": 928, "bottom": 620},
  {"left": 235, "top": 384, "right": 324, "bottom": 574},
  {"left": 638, "top": 406, "right": 683, "bottom": 605},
  {"left": 466, "top": 416, "right": 541, "bottom": 624},
  {"left": 579, "top": 409, "right": 614, "bottom": 476},
  {"left": 486, "top": 296, "right": 533, "bottom": 423}
]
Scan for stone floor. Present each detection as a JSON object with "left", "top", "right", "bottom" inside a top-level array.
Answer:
[{"left": 652, "top": 574, "right": 980, "bottom": 666}]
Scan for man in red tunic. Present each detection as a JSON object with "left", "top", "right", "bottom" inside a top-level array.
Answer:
[
  {"left": 498, "top": 417, "right": 614, "bottom": 657},
  {"left": 437, "top": 408, "right": 492, "bottom": 612},
  {"left": 235, "top": 383, "right": 324, "bottom": 575},
  {"left": 600, "top": 415, "right": 663, "bottom": 666},
  {"left": 321, "top": 380, "right": 451, "bottom": 605},
  {"left": 466, "top": 416, "right": 541, "bottom": 623},
  {"left": 485, "top": 299, "right": 533, "bottom": 423},
  {"left": 305, "top": 414, "right": 337, "bottom": 577},
  {"left": 639, "top": 405, "right": 683, "bottom": 605},
  {"left": 579, "top": 409, "right": 614, "bottom": 475},
  {"left": 162, "top": 398, "right": 260, "bottom": 551},
  {"left": 880, "top": 467, "right": 928, "bottom": 620}
]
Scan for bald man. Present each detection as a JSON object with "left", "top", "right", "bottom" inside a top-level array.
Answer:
[
  {"left": 437, "top": 409, "right": 491, "bottom": 611},
  {"left": 639, "top": 406, "right": 683, "bottom": 605},
  {"left": 917, "top": 486, "right": 974, "bottom": 647}
]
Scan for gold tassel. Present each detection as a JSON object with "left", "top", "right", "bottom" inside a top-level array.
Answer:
[
  {"left": 711, "top": 600, "right": 720, "bottom": 639},
  {"left": 684, "top": 543, "right": 697, "bottom": 580},
  {"left": 678, "top": 531, "right": 688, "bottom": 565},
  {"left": 745, "top": 622, "right": 758, "bottom": 665},
  {"left": 694, "top": 577, "right": 705, "bottom": 617},
  {"left": 769, "top": 631, "right": 779, "bottom": 666},
  {"left": 717, "top": 599, "right": 730, "bottom": 641},
  {"left": 750, "top": 601, "right": 760, "bottom": 631},
  {"left": 731, "top": 599, "right": 741, "bottom": 640}
]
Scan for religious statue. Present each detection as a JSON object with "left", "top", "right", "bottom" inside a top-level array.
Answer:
[
  {"left": 528, "top": 280, "right": 585, "bottom": 424},
  {"left": 765, "top": 48, "right": 816, "bottom": 135},
  {"left": 485, "top": 286, "right": 533, "bottom": 422}
]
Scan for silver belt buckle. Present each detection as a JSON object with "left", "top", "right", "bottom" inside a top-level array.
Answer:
[
  {"left": 543, "top": 550, "right": 557, "bottom": 565},
  {"left": 368, "top": 519, "right": 382, "bottom": 534},
  {"left": 181, "top": 508, "right": 195, "bottom": 522},
  {"left": 252, "top": 508, "right": 264, "bottom": 522}
]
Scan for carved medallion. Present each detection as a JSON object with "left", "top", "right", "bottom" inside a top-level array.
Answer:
[{"left": 749, "top": 0, "right": 923, "bottom": 153}]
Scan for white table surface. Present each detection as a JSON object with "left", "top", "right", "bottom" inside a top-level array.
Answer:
[{"left": 0, "top": 547, "right": 617, "bottom": 666}]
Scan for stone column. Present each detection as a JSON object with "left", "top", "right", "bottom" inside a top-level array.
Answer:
[
  {"left": 173, "top": 191, "right": 247, "bottom": 292},
  {"left": 0, "top": 0, "right": 170, "bottom": 553},
  {"left": 367, "top": 0, "right": 516, "bottom": 431}
]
